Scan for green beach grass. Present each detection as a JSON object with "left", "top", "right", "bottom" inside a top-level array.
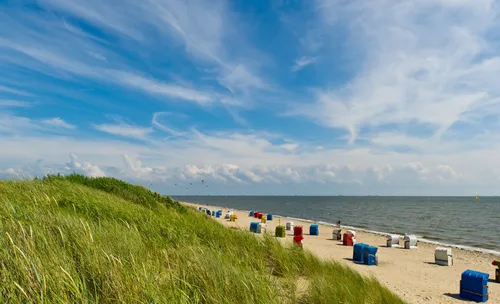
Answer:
[{"left": 0, "top": 174, "right": 405, "bottom": 303}]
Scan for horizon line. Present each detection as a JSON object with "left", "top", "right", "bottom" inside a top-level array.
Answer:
[{"left": 167, "top": 194, "right": 491, "bottom": 197}]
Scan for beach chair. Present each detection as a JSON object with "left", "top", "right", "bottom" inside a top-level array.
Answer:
[
  {"left": 309, "top": 224, "right": 319, "bottom": 236},
  {"left": 343, "top": 232, "right": 356, "bottom": 246},
  {"left": 386, "top": 234, "right": 400, "bottom": 248},
  {"left": 353, "top": 243, "right": 368, "bottom": 263},
  {"left": 403, "top": 234, "right": 417, "bottom": 249},
  {"left": 275, "top": 226, "right": 286, "bottom": 238},
  {"left": 249, "top": 222, "right": 259, "bottom": 233},
  {"left": 258, "top": 223, "right": 266, "bottom": 234},
  {"left": 460, "top": 270, "right": 489, "bottom": 302},
  {"left": 363, "top": 245, "right": 378, "bottom": 266},
  {"left": 435, "top": 247, "right": 453, "bottom": 266}
]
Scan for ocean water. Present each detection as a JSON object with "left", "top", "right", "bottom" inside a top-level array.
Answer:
[{"left": 174, "top": 196, "right": 500, "bottom": 253}]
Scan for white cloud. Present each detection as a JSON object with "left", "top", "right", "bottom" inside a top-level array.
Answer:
[
  {"left": 30, "top": 0, "right": 268, "bottom": 110},
  {"left": 0, "top": 100, "right": 32, "bottom": 108},
  {"left": 436, "top": 164, "right": 462, "bottom": 181},
  {"left": 65, "top": 153, "right": 105, "bottom": 177},
  {"left": 151, "top": 111, "right": 192, "bottom": 139},
  {"left": 145, "top": 0, "right": 228, "bottom": 65},
  {"left": 41, "top": 118, "right": 76, "bottom": 129},
  {"left": 35, "top": 0, "right": 249, "bottom": 69},
  {"left": 217, "top": 65, "right": 268, "bottom": 94},
  {"left": 292, "top": 56, "right": 316, "bottom": 72},
  {"left": 0, "top": 168, "right": 18, "bottom": 177},
  {"left": 37, "top": 0, "right": 146, "bottom": 41},
  {"left": 3, "top": 1, "right": 500, "bottom": 196},
  {"left": 0, "top": 35, "right": 217, "bottom": 106},
  {"left": 122, "top": 154, "right": 153, "bottom": 175},
  {"left": 117, "top": 73, "right": 214, "bottom": 104},
  {"left": 0, "top": 115, "right": 38, "bottom": 133},
  {"left": 280, "top": 143, "right": 299, "bottom": 151},
  {"left": 1, "top": 123, "right": 500, "bottom": 195},
  {"left": 0, "top": 85, "right": 31, "bottom": 96},
  {"left": 0, "top": 114, "right": 76, "bottom": 134},
  {"left": 288, "top": 0, "right": 500, "bottom": 144},
  {"left": 0, "top": 149, "right": 474, "bottom": 195},
  {"left": 0, "top": 10, "right": 245, "bottom": 110},
  {"left": 87, "top": 51, "right": 107, "bottom": 61},
  {"left": 93, "top": 123, "right": 152, "bottom": 140}
]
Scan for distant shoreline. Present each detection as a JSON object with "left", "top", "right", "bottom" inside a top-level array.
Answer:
[{"left": 172, "top": 195, "right": 497, "bottom": 197}]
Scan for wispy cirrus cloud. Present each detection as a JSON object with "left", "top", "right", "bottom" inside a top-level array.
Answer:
[
  {"left": 0, "top": 85, "right": 32, "bottom": 96},
  {"left": 0, "top": 1, "right": 269, "bottom": 113},
  {"left": 32, "top": 0, "right": 270, "bottom": 109},
  {"left": 36, "top": 0, "right": 147, "bottom": 41},
  {"left": 151, "top": 111, "right": 189, "bottom": 138},
  {"left": 118, "top": 73, "right": 215, "bottom": 104},
  {"left": 0, "top": 113, "right": 76, "bottom": 134},
  {"left": 93, "top": 122, "right": 153, "bottom": 140},
  {"left": 0, "top": 100, "right": 33, "bottom": 108},
  {"left": 87, "top": 51, "right": 107, "bottom": 62},
  {"left": 41, "top": 118, "right": 76, "bottom": 130},
  {"left": 0, "top": 36, "right": 218, "bottom": 105},
  {"left": 288, "top": 0, "right": 500, "bottom": 144},
  {"left": 292, "top": 56, "right": 316, "bottom": 72}
]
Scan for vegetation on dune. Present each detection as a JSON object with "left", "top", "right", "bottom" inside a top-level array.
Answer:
[
  {"left": 42, "top": 173, "right": 185, "bottom": 211},
  {"left": 0, "top": 174, "right": 404, "bottom": 303}
]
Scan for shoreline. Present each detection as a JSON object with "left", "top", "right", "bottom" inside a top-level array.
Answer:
[
  {"left": 275, "top": 214, "right": 500, "bottom": 257},
  {"left": 174, "top": 195, "right": 500, "bottom": 253},
  {"left": 191, "top": 202, "right": 500, "bottom": 257},
  {"left": 184, "top": 202, "right": 500, "bottom": 304}
]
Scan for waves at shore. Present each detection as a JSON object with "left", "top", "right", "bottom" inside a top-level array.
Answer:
[{"left": 272, "top": 214, "right": 500, "bottom": 256}]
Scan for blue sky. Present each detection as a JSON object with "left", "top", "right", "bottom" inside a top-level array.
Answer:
[{"left": 1, "top": 0, "right": 500, "bottom": 195}]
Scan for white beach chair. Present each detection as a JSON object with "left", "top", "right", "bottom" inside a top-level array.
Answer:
[
  {"left": 386, "top": 234, "right": 400, "bottom": 247},
  {"left": 435, "top": 247, "right": 453, "bottom": 266},
  {"left": 403, "top": 234, "right": 417, "bottom": 249}
]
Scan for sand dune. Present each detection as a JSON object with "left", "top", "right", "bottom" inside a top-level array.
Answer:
[{"left": 185, "top": 203, "right": 500, "bottom": 304}]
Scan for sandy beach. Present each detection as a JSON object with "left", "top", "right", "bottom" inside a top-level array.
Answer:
[{"left": 184, "top": 202, "right": 500, "bottom": 304}]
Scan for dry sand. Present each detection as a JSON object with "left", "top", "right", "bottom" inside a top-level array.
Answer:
[{"left": 184, "top": 202, "right": 500, "bottom": 304}]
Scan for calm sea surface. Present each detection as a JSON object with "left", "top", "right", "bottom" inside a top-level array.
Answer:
[{"left": 173, "top": 196, "right": 500, "bottom": 252}]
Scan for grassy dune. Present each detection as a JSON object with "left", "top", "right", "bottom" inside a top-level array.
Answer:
[{"left": 0, "top": 174, "right": 404, "bottom": 303}]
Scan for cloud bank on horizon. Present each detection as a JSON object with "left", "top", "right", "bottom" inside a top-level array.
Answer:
[{"left": 1, "top": 0, "right": 500, "bottom": 195}]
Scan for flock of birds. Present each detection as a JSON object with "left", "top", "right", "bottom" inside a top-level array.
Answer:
[
  {"left": 149, "top": 179, "right": 209, "bottom": 191},
  {"left": 174, "top": 179, "right": 208, "bottom": 190}
]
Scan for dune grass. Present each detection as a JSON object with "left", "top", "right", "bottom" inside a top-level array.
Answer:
[{"left": 0, "top": 174, "right": 405, "bottom": 303}]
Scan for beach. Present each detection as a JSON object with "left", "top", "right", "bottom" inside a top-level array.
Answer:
[{"left": 184, "top": 202, "right": 500, "bottom": 304}]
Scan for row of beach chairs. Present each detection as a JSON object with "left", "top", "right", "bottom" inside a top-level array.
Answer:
[{"left": 201, "top": 207, "right": 495, "bottom": 302}]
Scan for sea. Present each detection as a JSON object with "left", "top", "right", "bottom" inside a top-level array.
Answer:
[{"left": 173, "top": 195, "right": 500, "bottom": 255}]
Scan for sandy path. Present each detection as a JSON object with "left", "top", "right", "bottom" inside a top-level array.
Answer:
[{"left": 185, "top": 202, "right": 500, "bottom": 304}]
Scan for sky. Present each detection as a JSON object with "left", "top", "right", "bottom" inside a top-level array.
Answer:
[{"left": 1, "top": 0, "right": 500, "bottom": 196}]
